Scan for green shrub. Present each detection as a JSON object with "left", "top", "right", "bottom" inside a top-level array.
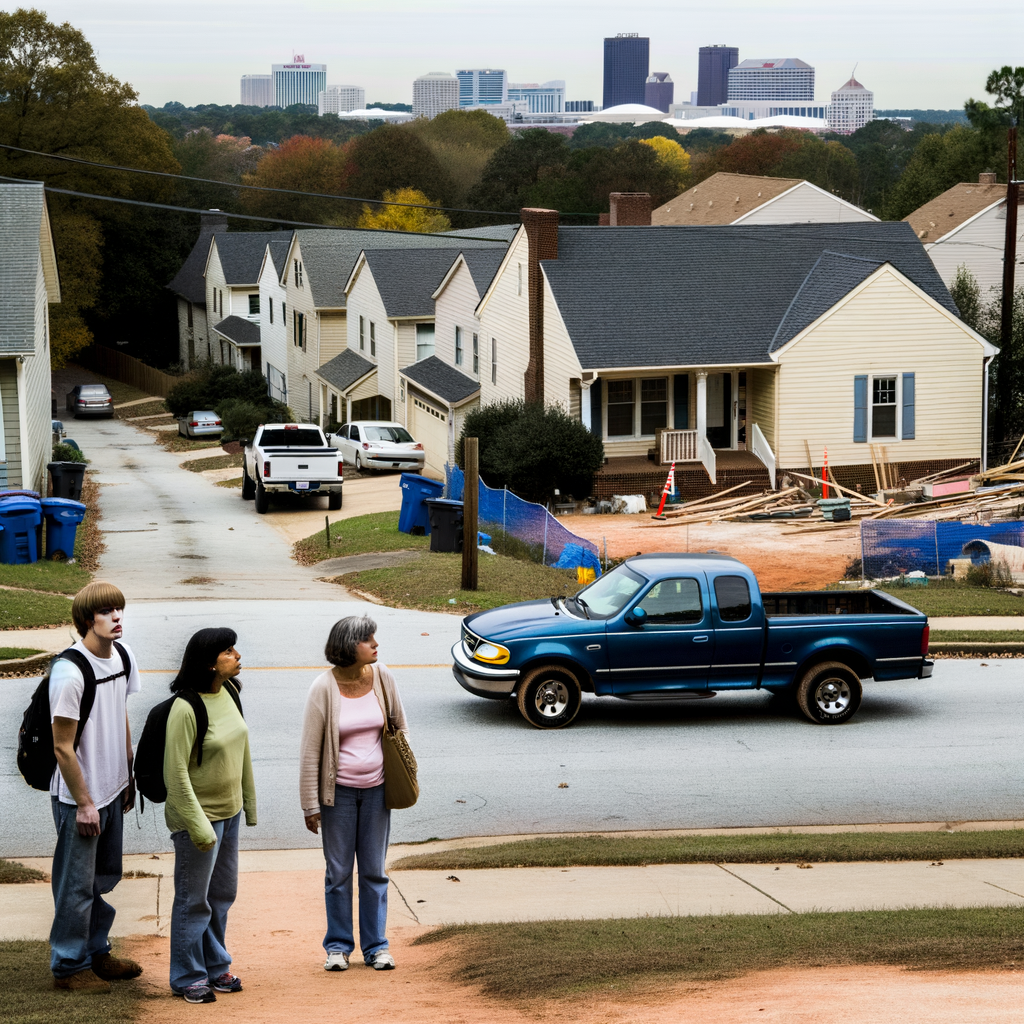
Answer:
[
  {"left": 52, "top": 442, "right": 86, "bottom": 463},
  {"left": 165, "top": 363, "right": 277, "bottom": 418},
  {"left": 216, "top": 398, "right": 293, "bottom": 441},
  {"left": 456, "top": 400, "right": 525, "bottom": 480},
  {"left": 964, "top": 559, "right": 1016, "bottom": 588}
]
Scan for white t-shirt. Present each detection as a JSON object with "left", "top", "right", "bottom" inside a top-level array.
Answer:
[{"left": 49, "top": 641, "right": 141, "bottom": 809}]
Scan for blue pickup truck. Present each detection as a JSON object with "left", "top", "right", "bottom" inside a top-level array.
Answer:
[{"left": 451, "top": 553, "right": 932, "bottom": 729}]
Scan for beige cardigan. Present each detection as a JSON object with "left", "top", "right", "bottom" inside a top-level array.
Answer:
[{"left": 299, "top": 662, "right": 409, "bottom": 816}]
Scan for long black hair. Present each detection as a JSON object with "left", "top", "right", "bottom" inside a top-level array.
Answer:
[{"left": 170, "top": 627, "right": 240, "bottom": 694}]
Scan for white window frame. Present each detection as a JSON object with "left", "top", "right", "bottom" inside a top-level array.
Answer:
[
  {"left": 472, "top": 333, "right": 479, "bottom": 375},
  {"left": 359, "top": 315, "right": 365, "bottom": 351},
  {"left": 868, "top": 372, "right": 902, "bottom": 443},
  {"left": 455, "top": 326, "right": 463, "bottom": 366},
  {"left": 370, "top": 321, "right": 376, "bottom": 358},
  {"left": 602, "top": 375, "right": 670, "bottom": 441},
  {"left": 490, "top": 337, "right": 497, "bottom": 385}
]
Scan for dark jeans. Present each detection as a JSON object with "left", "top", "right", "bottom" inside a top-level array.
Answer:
[
  {"left": 320, "top": 783, "right": 391, "bottom": 961},
  {"left": 49, "top": 794, "right": 124, "bottom": 978},
  {"left": 169, "top": 813, "right": 240, "bottom": 992}
]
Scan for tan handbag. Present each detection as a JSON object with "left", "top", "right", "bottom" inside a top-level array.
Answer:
[{"left": 379, "top": 677, "right": 419, "bottom": 809}]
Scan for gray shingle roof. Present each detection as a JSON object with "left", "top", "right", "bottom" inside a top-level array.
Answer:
[
  {"left": 298, "top": 228, "right": 507, "bottom": 310},
  {"left": 0, "top": 183, "right": 53, "bottom": 355},
  {"left": 446, "top": 224, "right": 520, "bottom": 242},
  {"left": 215, "top": 231, "right": 292, "bottom": 285},
  {"left": 316, "top": 349, "right": 377, "bottom": 391},
  {"left": 265, "top": 239, "right": 291, "bottom": 277},
  {"left": 543, "top": 222, "right": 959, "bottom": 370},
  {"left": 461, "top": 249, "right": 507, "bottom": 296},
  {"left": 362, "top": 248, "right": 471, "bottom": 317},
  {"left": 401, "top": 356, "right": 480, "bottom": 404},
  {"left": 211, "top": 315, "right": 261, "bottom": 346},
  {"left": 166, "top": 214, "right": 227, "bottom": 303}
]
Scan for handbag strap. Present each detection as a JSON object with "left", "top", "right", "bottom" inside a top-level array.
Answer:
[{"left": 377, "top": 665, "right": 395, "bottom": 734}]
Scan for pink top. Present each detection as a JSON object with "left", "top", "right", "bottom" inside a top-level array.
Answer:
[{"left": 336, "top": 689, "right": 385, "bottom": 788}]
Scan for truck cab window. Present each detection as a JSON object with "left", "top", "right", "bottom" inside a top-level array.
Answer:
[
  {"left": 641, "top": 578, "right": 702, "bottom": 624},
  {"left": 713, "top": 576, "right": 752, "bottom": 621}
]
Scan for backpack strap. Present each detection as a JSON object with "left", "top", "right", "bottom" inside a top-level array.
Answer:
[
  {"left": 56, "top": 649, "right": 97, "bottom": 751},
  {"left": 174, "top": 691, "right": 211, "bottom": 767}
]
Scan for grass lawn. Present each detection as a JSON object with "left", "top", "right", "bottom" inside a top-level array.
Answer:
[
  {"left": 0, "top": 590, "right": 73, "bottom": 629},
  {"left": 295, "top": 511, "right": 430, "bottom": 565},
  {"left": 216, "top": 477, "right": 243, "bottom": 489},
  {"left": 417, "top": 906, "right": 1024, "bottom": 1001},
  {"left": 338, "top": 550, "right": 584, "bottom": 613},
  {"left": 0, "top": 559, "right": 91, "bottom": 595},
  {"left": 393, "top": 829, "right": 1024, "bottom": 871},
  {"left": 182, "top": 452, "right": 243, "bottom": 473},
  {"left": 0, "top": 940, "right": 143, "bottom": 1023},
  {"left": 115, "top": 399, "right": 167, "bottom": 420},
  {"left": 931, "top": 630, "right": 1024, "bottom": 642},
  {"left": 0, "top": 647, "right": 44, "bottom": 660},
  {"left": 159, "top": 433, "right": 223, "bottom": 453},
  {"left": 0, "top": 859, "right": 46, "bottom": 883},
  {"left": 879, "top": 585, "right": 1024, "bottom": 616},
  {"left": 90, "top": 374, "right": 152, "bottom": 406}
]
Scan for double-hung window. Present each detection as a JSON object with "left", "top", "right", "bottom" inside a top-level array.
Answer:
[
  {"left": 490, "top": 338, "right": 497, "bottom": 385},
  {"left": 455, "top": 327, "right": 463, "bottom": 366},
  {"left": 370, "top": 321, "right": 376, "bottom": 357},
  {"left": 248, "top": 294, "right": 260, "bottom": 315},
  {"left": 871, "top": 376, "right": 897, "bottom": 438},
  {"left": 416, "top": 324, "right": 435, "bottom": 361},
  {"left": 606, "top": 380, "right": 635, "bottom": 436},
  {"left": 359, "top": 315, "right": 365, "bottom": 351},
  {"left": 640, "top": 378, "right": 668, "bottom": 434},
  {"left": 854, "top": 373, "right": 915, "bottom": 443},
  {"left": 268, "top": 298, "right": 273, "bottom": 324},
  {"left": 293, "top": 260, "right": 303, "bottom": 287},
  {"left": 472, "top": 333, "right": 479, "bottom": 375},
  {"left": 293, "top": 311, "right": 305, "bottom": 349}
]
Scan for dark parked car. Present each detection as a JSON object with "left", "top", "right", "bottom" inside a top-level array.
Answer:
[{"left": 66, "top": 384, "right": 114, "bottom": 418}]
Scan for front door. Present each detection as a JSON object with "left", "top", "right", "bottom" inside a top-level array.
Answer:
[
  {"left": 606, "top": 576, "right": 712, "bottom": 694},
  {"left": 706, "top": 372, "right": 731, "bottom": 449}
]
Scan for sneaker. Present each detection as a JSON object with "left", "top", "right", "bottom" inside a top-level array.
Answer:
[
  {"left": 180, "top": 983, "right": 217, "bottom": 1004},
  {"left": 368, "top": 951, "right": 395, "bottom": 971},
  {"left": 92, "top": 953, "right": 143, "bottom": 981},
  {"left": 53, "top": 969, "right": 111, "bottom": 994},
  {"left": 324, "top": 951, "right": 350, "bottom": 972},
  {"left": 212, "top": 972, "right": 242, "bottom": 993}
]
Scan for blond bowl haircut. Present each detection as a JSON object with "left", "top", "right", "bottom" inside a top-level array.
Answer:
[{"left": 71, "top": 581, "right": 127, "bottom": 638}]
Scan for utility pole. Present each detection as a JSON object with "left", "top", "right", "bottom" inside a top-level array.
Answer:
[
  {"left": 997, "top": 122, "right": 1020, "bottom": 447},
  {"left": 461, "top": 436, "right": 479, "bottom": 591}
]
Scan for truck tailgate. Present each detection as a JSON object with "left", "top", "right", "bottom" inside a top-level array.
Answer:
[{"left": 260, "top": 448, "right": 340, "bottom": 480}]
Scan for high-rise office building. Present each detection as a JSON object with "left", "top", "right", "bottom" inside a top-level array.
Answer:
[
  {"left": 412, "top": 72, "right": 460, "bottom": 118},
  {"left": 603, "top": 34, "right": 649, "bottom": 108},
  {"left": 456, "top": 69, "right": 508, "bottom": 106},
  {"left": 272, "top": 55, "right": 327, "bottom": 108},
  {"left": 565, "top": 100, "right": 597, "bottom": 113},
  {"left": 697, "top": 45, "right": 738, "bottom": 106},
  {"left": 241, "top": 74, "right": 273, "bottom": 107},
  {"left": 319, "top": 85, "right": 366, "bottom": 116},
  {"left": 828, "top": 76, "right": 874, "bottom": 133},
  {"left": 507, "top": 81, "right": 566, "bottom": 114},
  {"left": 728, "top": 58, "right": 814, "bottom": 102},
  {"left": 644, "top": 72, "right": 674, "bottom": 112}
]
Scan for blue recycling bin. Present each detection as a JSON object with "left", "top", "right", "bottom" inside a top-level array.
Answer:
[
  {"left": 0, "top": 497, "right": 42, "bottom": 564},
  {"left": 0, "top": 489, "right": 41, "bottom": 501},
  {"left": 398, "top": 473, "right": 444, "bottom": 534},
  {"left": 41, "top": 497, "right": 87, "bottom": 560}
]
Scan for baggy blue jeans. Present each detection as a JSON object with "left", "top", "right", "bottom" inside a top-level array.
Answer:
[
  {"left": 50, "top": 794, "right": 124, "bottom": 978},
  {"left": 320, "top": 783, "right": 391, "bottom": 961},
  {"left": 169, "top": 813, "right": 240, "bottom": 992}
]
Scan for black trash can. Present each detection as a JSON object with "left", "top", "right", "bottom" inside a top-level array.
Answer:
[
  {"left": 48, "top": 462, "right": 86, "bottom": 501},
  {"left": 425, "top": 499, "right": 464, "bottom": 553}
]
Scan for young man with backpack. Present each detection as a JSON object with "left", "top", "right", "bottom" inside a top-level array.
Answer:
[{"left": 48, "top": 580, "right": 142, "bottom": 993}]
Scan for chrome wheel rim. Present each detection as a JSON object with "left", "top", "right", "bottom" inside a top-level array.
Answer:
[
  {"left": 534, "top": 680, "right": 569, "bottom": 718},
  {"left": 814, "top": 677, "right": 852, "bottom": 715}
]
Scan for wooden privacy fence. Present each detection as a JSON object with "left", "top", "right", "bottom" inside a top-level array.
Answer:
[{"left": 77, "top": 346, "right": 178, "bottom": 398}]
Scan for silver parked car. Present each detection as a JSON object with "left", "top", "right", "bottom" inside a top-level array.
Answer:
[
  {"left": 66, "top": 384, "right": 114, "bottom": 418},
  {"left": 328, "top": 421, "right": 425, "bottom": 472},
  {"left": 177, "top": 410, "right": 224, "bottom": 438}
]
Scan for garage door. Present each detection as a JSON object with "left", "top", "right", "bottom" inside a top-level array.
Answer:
[{"left": 410, "top": 391, "right": 450, "bottom": 478}]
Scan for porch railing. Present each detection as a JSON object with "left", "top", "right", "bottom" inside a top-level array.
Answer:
[
  {"left": 659, "top": 429, "right": 699, "bottom": 463},
  {"left": 750, "top": 422, "right": 776, "bottom": 489},
  {"left": 698, "top": 434, "right": 717, "bottom": 485}
]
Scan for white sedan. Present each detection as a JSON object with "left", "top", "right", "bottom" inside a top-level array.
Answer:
[{"left": 328, "top": 421, "right": 425, "bottom": 472}]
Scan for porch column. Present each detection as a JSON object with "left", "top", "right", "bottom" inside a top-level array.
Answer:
[
  {"left": 695, "top": 371, "right": 708, "bottom": 444},
  {"left": 731, "top": 370, "right": 740, "bottom": 449},
  {"left": 580, "top": 380, "right": 592, "bottom": 431},
  {"left": 345, "top": 394, "right": 352, "bottom": 422}
]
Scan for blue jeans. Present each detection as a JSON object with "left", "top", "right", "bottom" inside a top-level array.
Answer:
[
  {"left": 50, "top": 795, "right": 124, "bottom": 978},
  {"left": 321, "top": 783, "right": 391, "bottom": 961},
  {"left": 169, "top": 813, "right": 240, "bottom": 992}
]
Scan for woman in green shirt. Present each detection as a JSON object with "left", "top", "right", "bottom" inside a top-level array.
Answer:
[{"left": 164, "top": 627, "right": 256, "bottom": 1004}]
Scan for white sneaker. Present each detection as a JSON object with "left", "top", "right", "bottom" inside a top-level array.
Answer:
[
  {"left": 369, "top": 951, "right": 395, "bottom": 971},
  {"left": 324, "top": 951, "right": 350, "bottom": 971}
]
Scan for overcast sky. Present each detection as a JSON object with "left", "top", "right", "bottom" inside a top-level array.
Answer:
[{"left": 16, "top": 1, "right": 1022, "bottom": 110}]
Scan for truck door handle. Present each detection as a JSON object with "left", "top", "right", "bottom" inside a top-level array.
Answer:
[{"left": 692, "top": 635, "right": 710, "bottom": 643}]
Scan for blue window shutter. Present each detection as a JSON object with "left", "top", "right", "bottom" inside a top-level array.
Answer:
[
  {"left": 902, "top": 372, "right": 915, "bottom": 440},
  {"left": 590, "top": 377, "right": 602, "bottom": 435},
  {"left": 673, "top": 374, "right": 689, "bottom": 429},
  {"left": 853, "top": 375, "right": 868, "bottom": 443}
]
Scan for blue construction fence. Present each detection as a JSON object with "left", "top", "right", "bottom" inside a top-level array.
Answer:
[
  {"left": 446, "top": 465, "right": 601, "bottom": 575},
  {"left": 861, "top": 520, "right": 1024, "bottom": 578}
]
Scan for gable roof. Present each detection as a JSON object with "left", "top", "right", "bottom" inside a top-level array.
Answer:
[
  {"left": 211, "top": 231, "right": 292, "bottom": 286},
  {"left": 433, "top": 248, "right": 508, "bottom": 301},
  {"left": 542, "top": 221, "right": 959, "bottom": 371},
  {"left": 903, "top": 181, "right": 1008, "bottom": 242},
  {"left": 211, "top": 315, "right": 260, "bottom": 346},
  {"left": 316, "top": 348, "right": 377, "bottom": 391},
  {"left": 401, "top": 355, "right": 480, "bottom": 404},
  {"left": 653, "top": 173, "right": 803, "bottom": 226},
  {"left": 166, "top": 213, "right": 227, "bottom": 304}
]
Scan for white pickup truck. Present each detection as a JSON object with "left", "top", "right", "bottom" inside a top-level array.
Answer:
[{"left": 241, "top": 423, "right": 343, "bottom": 514}]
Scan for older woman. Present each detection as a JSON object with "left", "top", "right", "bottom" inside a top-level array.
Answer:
[{"left": 299, "top": 615, "right": 408, "bottom": 972}]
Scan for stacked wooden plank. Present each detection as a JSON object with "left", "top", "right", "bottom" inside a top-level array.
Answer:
[{"left": 644, "top": 484, "right": 814, "bottom": 528}]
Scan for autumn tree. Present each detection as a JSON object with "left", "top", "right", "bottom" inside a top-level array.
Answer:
[
  {"left": 346, "top": 123, "right": 454, "bottom": 209},
  {"left": 466, "top": 129, "right": 571, "bottom": 214},
  {"left": 357, "top": 188, "right": 451, "bottom": 233},
  {"left": 638, "top": 135, "right": 691, "bottom": 191}
]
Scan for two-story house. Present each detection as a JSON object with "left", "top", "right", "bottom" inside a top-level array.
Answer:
[
  {"left": 256, "top": 239, "right": 292, "bottom": 404},
  {"left": 167, "top": 209, "right": 227, "bottom": 370}
]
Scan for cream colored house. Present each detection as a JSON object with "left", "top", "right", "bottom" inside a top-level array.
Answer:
[
  {"left": 0, "top": 183, "right": 60, "bottom": 494},
  {"left": 904, "top": 174, "right": 1024, "bottom": 294}
]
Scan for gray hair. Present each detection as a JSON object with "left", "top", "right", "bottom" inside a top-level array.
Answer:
[{"left": 325, "top": 615, "right": 378, "bottom": 668}]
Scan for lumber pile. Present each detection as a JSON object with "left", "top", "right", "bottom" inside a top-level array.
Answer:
[{"left": 645, "top": 484, "right": 814, "bottom": 527}]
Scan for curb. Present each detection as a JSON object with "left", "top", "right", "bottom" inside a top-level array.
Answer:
[
  {"left": 0, "top": 652, "right": 51, "bottom": 678},
  {"left": 929, "top": 642, "right": 1024, "bottom": 657}
]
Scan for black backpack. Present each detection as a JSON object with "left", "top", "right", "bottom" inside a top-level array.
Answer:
[
  {"left": 133, "top": 679, "right": 243, "bottom": 808},
  {"left": 17, "top": 642, "right": 132, "bottom": 791}
]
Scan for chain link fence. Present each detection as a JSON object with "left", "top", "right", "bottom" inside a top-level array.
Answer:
[{"left": 861, "top": 520, "right": 1024, "bottom": 578}]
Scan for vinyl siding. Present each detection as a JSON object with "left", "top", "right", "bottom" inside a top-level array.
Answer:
[
  {"left": 258, "top": 254, "right": 288, "bottom": 399},
  {"left": 285, "top": 239, "right": 328, "bottom": 421},
  {"left": 775, "top": 266, "right": 987, "bottom": 468},
  {"left": 20, "top": 331, "right": 51, "bottom": 494},
  {"left": 737, "top": 183, "right": 876, "bottom": 225},
  {"left": 747, "top": 366, "right": 776, "bottom": 450},
  {"left": 205, "top": 248, "right": 228, "bottom": 363},
  {"left": 925, "top": 203, "right": 1024, "bottom": 293},
  {"left": 434, "top": 261, "right": 482, "bottom": 377},
  {"left": 0, "top": 359, "right": 21, "bottom": 487},
  {"left": 541, "top": 273, "right": 583, "bottom": 410},
  {"left": 319, "top": 312, "right": 347, "bottom": 363},
  {"left": 344, "top": 262, "right": 392, "bottom": 414},
  {"left": 478, "top": 230, "right": 530, "bottom": 406}
]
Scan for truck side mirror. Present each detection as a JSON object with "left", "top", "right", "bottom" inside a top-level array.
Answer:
[
  {"left": 626, "top": 607, "right": 647, "bottom": 627},
  {"left": 240, "top": 438, "right": 250, "bottom": 448}
]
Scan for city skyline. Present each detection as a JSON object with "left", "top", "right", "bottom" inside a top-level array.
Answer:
[{"left": 22, "top": 1, "right": 1021, "bottom": 111}]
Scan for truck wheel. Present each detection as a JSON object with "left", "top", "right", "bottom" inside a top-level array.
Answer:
[
  {"left": 328, "top": 491, "right": 343, "bottom": 511},
  {"left": 795, "top": 661, "right": 862, "bottom": 724},
  {"left": 254, "top": 479, "right": 270, "bottom": 514},
  {"left": 516, "top": 665, "right": 582, "bottom": 729},
  {"left": 241, "top": 466, "right": 255, "bottom": 500}
]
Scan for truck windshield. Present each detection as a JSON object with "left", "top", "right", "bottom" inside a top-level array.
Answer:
[
  {"left": 260, "top": 428, "right": 324, "bottom": 447},
  {"left": 570, "top": 565, "right": 646, "bottom": 619}
]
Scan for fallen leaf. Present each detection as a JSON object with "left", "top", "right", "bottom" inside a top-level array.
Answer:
[
  {"left": 797, "top": 862, "right": 813, "bottom": 869},
  {"left": 558, "top": 782, "right": 569, "bottom": 789},
  {"left": 421, "top": 632, "right": 429, "bottom": 636},
  {"left": 455, "top": 799, "right": 466, "bottom": 804},
  {"left": 446, "top": 875, "right": 460, "bottom": 882}
]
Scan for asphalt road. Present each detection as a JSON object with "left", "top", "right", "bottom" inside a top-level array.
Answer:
[{"left": 3, "top": 599, "right": 1021, "bottom": 856}]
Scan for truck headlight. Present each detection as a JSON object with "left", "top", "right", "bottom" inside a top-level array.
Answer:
[{"left": 473, "top": 641, "right": 510, "bottom": 665}]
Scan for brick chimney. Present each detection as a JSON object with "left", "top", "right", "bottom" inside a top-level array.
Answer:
[
  {"left": 979, "top": 172, "right": 997, "bottom": 185},
  {"left": 200, "top": 208, "right": 229, "bottom": 233},
  {"left": 609, "top": 192, "right": 652, "bottom": 226},
  {"left": 520, "top": 208, "right": 559, "bottom": 403}
]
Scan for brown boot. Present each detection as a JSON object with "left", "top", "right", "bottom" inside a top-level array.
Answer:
[
  {"left": 53, "top": 969, "right": 112, "bottom": 994},
  {"left": 92, "top": 953, "right": 143, "bottom": 980}
]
